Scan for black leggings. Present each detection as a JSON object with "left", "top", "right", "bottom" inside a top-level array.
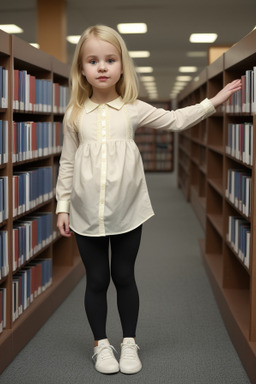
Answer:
[{"left": 75, "top": 225, "right": 142, "bottom": 341}]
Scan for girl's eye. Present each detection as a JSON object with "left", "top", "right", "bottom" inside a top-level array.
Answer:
[
  {"left": 89, "top": 60, "right": 97, "bottom": 65},
  {"left": 108, "top": 58, "right": 115, "bottom": 64}
]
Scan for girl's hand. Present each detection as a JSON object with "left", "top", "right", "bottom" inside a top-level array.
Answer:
[
  {"left": 209, "top": 79, "right": 242, "bottom": 108},
  {"left": 57, "top": 213, "right": 71, "bottom": 237}
]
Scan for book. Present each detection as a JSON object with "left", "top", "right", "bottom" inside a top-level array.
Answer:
[{"left": 12, "top": 258, "right": 52, "bottom": 322}]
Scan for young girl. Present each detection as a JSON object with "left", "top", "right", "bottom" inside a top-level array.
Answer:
[{"left": 56, "top": 25, "right": 241, "bottom": 375}]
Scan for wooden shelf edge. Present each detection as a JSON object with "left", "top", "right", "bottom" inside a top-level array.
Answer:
[
  {"left": 0, "top": 258, "right": 85, "bottom": 374},
  {"left": 200, "top": 243, "right": 256, "bottom": 384}
]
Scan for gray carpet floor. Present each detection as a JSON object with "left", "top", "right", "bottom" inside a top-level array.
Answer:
[{"left": 0, "top": 173, "right": 251, "bottom": 384}]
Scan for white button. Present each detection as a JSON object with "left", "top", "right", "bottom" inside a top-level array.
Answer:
[
  {"left": 102, "top": 120, "right": 106, "bottom": 126},
  {"left": 102, "top": 129, "right": 106, "bottom": 135}
]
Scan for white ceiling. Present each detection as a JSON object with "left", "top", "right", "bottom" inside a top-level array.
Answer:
[{"left": 1, "top": 0, "right": 256, "bottom": 100}]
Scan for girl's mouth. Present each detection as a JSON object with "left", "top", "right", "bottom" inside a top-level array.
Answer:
[{"left": 97, "top": 76, "right": 109, "bottom": 81}]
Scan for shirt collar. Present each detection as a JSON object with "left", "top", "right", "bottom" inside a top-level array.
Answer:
[{"left": 84, "top": 96, "right": 124, "bottom": 113}]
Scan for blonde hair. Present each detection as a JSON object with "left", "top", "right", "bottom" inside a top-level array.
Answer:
[{"left": 67, "top": 25, "right": 139, "bottom": 129}]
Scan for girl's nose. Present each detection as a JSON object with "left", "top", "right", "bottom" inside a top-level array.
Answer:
[{"left": 98, "top": 61, "right": 107, "bottom": 71}]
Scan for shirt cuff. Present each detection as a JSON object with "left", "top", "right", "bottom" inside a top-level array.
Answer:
[
  {"left": 200, "top": 98, "right": 216, "bottom": 116},
  {"left": 56, "top": 200, "right": 70, "bottom": 214}
]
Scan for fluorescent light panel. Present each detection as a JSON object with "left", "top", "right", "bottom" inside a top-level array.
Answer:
[
  {"left": 176, "top": 75, "right": 192, "bottom": 82},
  {"left": 136, "top": 67, "right": 153, "bottom": 73},
  {"left": 67, "top": 35, "right": 80, "bottom": 44},
  {"left": 30, "top": 43, "right": 40, "bottom": 49},
  {"left": 179, "top": 66, "right": 198, "bottom": 73},
  {"left": 190, "top": 33, "right": 218, "bottom": 43},
  {"left": 117, "top": 23, "right": 147, "bottom": 34},
  {"left": 140, "top": 76, "right": 155, "bottom": 82},
  {"left": 0, "top": 24, "right": 23, "bottom": 34},
  {"left": 129, "top": 51, "right": 150, "bottom": 58}
]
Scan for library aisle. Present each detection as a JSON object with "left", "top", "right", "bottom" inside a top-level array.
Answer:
[{"left": 0, "top": 173, "right": 250, "bottom": 384}]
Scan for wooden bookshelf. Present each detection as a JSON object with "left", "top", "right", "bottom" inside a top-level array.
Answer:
[
  {"left": 178, "top": 29, "right": 256, "bottom": 384},
  {"left": 135, "top": 101, "right": 173, "bottom": 172},
  {"left": 0, "top": 30, "right": 84, "bottom": 373}
]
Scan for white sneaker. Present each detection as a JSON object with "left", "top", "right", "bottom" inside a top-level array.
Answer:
[
  {"left": 119, "top": 338, "right": 142, "bottom": 374},
  {"left": 92, "top": 339, "right": 119, "bottom": 374}
]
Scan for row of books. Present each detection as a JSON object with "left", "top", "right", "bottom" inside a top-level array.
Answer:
[
  {"left": 137, "top": 143, "right": 155, "bottom": 152},
  {"left": 53, "top": 83, "right": 69, "bottom": 114},
  {"left": 12, "top": 121, "right": 63, "bottom": 163},
  {"left": 226, "top": 169, "right": 251, "bottom": 217},
  {"left": 0, "top": 66, "right": 8, "bottom": 108},
  {"left": 13, "top": 69, "right": 68, "bottom": 113},
  {"left": 226, "top": 67, "right": 256, "bottom": 113},
  {"left": 12, "top": 258, "right": 52, "bottom": 322},
  {"left": 227, "top": 216, "right": 250, "bottom": 268},
  {"left": 0, "top": 120, "right": 8, "bottom": 165},
  {"left": 156, "top": 132, "right": 173, "bottom": 144},
  {"left": 0, "top": 287, "right": 6, "bottom": 334},
  {"left": 13, "top": 167, "right": 53, "bottom": 217},
  {"left": 13, "top": 212, "right": 53, "bottom": 272},
  {"left": 226, "top": 122, "right": 253, "bottom": 166},
  {"left": 0, "top": 177, "right": 8, "bottom": 223},
  {"left": 0, "top": 231, "right": 8, "bottom": 280}
]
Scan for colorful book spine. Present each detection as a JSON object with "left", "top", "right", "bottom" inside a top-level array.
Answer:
[
  {"left": 53, "top": 83, "right": 69, "bottom": 113},
  {"left": 12, "top": 167, "right": 53, "bottom": 217},
  {"left": 0, "top": 176, "right": 8, "bottom": 223},
  {"left": 227, "top": 216, "right": 250, "bottom": 268},
  {"left": 0, "top": 120, "right": 8, "bottom": 164},
  {"left": 0, "top": 230, "right": 9, "bottom": 279},
  {"left": 13, "top": 70, "right": 69, "bottom": 113},
  {"left": 226, "top": 169, "right": 251, "bottom": 217},
  {"left": 0, "top": 287, "right": 7, "bottom": 333},
  {"left": 0, "top": 66, "right": 8, "bottom": 108},
  {"left": 12, "top": 121, "right": 63, "bottom": 163},
  {"left": 12, "top": 258, "right": 52, "bottom": 322},
  {"left": 226, "top": 67, "right": 256, "bottom": 114},
  {"left": 13, "top": 212, "right": 53, "bottom": 271},
  {"left": 226, "top": 122, "right": 253, "bottom": 166}
]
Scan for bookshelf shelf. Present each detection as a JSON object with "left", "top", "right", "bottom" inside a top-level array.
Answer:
[
  {"left": 0, "top": 30, "right": 84, "bottom": 373},
  {"left": 178, "top": 28, "right": 256, "bottom": 383}
]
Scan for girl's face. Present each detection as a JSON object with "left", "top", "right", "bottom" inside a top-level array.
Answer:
[{"left": 81, "top": 36, "right": 123, "bottom": 99}]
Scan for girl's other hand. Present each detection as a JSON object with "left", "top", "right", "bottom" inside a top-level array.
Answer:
[
  {"left": 57, "top": 213, "right": 71, "bottom": 237},
  {"left": 210, "top": 79, "right": 242, "bottom": 108}
]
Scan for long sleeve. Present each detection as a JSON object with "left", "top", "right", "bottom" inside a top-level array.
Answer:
[
  {"left": 136, "top": 98, "right": 216, "bottom": 131},
  {"left": 55, "top": 113, "right": 79, "bottom": 214}
]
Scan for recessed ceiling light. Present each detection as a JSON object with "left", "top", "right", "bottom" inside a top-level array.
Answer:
[
  {"left": 189, "top": 33, "right": 218, "bottom": 43},
  {"left": 129, "top": 51, "right": 150, "bottom": 58},
  {"left": 140, "top": 76, "right": 155, "bottom": 82},
  {"left": 66, "top": 35, "right": 80, "bottom": 44},
  {"left": 0, "top": 24, "right": 23, "bottom": 34},
  {"left": 30, "top": 43, "right": 40, "bottom": 49},
  {"left": 117, "top": 23, "right": 147, "bottom": 34},
  {"left": 176, "top": 76, "right": 192, "bottom": 82},
  {"left": 136, "top": 67, "right": 153, "bottom": 73},
  {"left": 179, "top": 66, "right": 198, "bottom": 73}
]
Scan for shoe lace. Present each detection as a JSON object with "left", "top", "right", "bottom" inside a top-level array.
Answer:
[
  {"left": 121, "top": 343, "right": 140, "bottom": 359},
  {"left": 92, "top": 345, "right": 117, "bottom": 362}
]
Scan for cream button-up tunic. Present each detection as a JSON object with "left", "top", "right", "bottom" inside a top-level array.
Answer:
[{"left": 56, "top": 97, "right": 215, "bottom": 236}]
